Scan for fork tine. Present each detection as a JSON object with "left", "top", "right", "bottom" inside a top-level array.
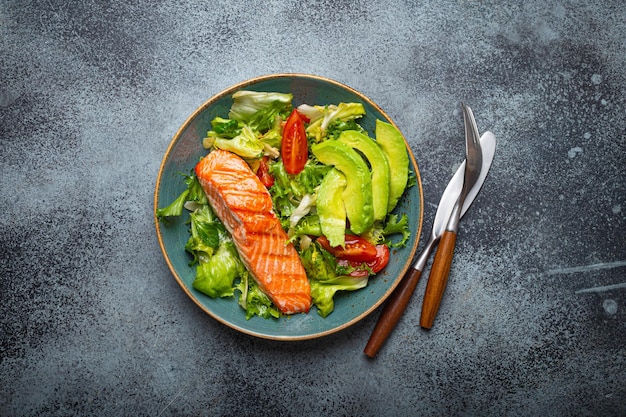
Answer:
[
  {"left": 461, "top": 104, "right": 482, "bottom": 175},
  {"left": 461, "top": 103, "right": 480, "bottom": 149}
]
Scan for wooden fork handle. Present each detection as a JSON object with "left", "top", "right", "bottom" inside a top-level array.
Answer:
[
  {"left": 363, "top": 267, "right": 423, "bottom": 358},
  {"left": 420, "top": 230, "right": 457, "bottom": 329}
]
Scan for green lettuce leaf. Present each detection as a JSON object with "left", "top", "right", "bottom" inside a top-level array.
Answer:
[
  {"left": 300, "top": 242, "right": 368, "bottom": 317},
  {"left": 185, "top": 205, "right": 222, "bottom": 264},
  {"left": 383, "top": 213, "right": 410, "bottom": 248},
  {"left": 156, "top": 173, "right": 208, "bottom": 222},
  {"left": 235, "top": 273, "right": 281, "bottom": 320},
  {"left": 269, "top": 160, "right": 330, "bottom": 227},
  {"left": 298, "top": 102, "right": 366, "bottom": 142},
  {"left": 325, "top": 119, "right": 365, "bottom": 140},
  {"left": 192, "top": 243, "right": 243, "bottom": 298},
  {"left": 228, "top": 91, "right": 293, "bottom": 133},
  {"left": 209, "top": 125, "right": 265, "bottom": 159},
  {"left": 310, "top": 275, "right": 368, "bottom": 318},
  {"left": 186, "top": 174, "right": 209, "bottom": 205},
  {"left": 210, "top": 116, "right": 241, "bottom": 138},
  {"left": 156, "top": 189, "right": 189, "bottom": 221}
]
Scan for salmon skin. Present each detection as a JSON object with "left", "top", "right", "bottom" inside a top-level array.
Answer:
[{"left": 195, "top": 149, "right": 312, "bottom": 314}]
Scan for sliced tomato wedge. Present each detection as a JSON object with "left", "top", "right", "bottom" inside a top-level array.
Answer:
[
  {"left": 281, "top": 109, "right": 308, "bottom": 175},
  {"left": 336, "top": 243, "right": 390, "bottom": 277},
  {"left": 365, "top": 244, "right": 390, "bottom": 273},
  {"left": 256, "top": 156, "right": 274, "bottom": 188},
  {"left": 316, "top": 234, "right": 378, "bottom": 263}
]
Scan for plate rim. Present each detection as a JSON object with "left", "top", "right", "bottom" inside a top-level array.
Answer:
[{"left": 154, "top": 73, "right": 424, "bottom": 340}]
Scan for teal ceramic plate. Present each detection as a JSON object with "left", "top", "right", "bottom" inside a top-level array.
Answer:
[{"left": 154, "top": 74, "right": 423, "bottom": 340}]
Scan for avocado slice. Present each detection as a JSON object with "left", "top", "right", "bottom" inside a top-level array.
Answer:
[
  {"left": 338, "top": 130, "right": 391, "bottom": 222},
  {"left": 311, "top": 140, "right": 374, "bottom": 234},
  {"left": 316, "top": 168, "right": 347, "bottom": 247},
  {"left": 375, "top": 120, "right": 409, "bottom": 212}
]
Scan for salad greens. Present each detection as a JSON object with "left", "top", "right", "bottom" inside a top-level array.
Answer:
[
  {"left": 158, "top": 90, "right": 413, "bottom": 319},
  {"left": 300, "top": 242, "right": 368, "bottom": 318},
  {"left": 158, "top": 173, "right": 281, "bottom": 319},
  {"left": 298, "top": 102, "right": 366, "bottom": 142}
]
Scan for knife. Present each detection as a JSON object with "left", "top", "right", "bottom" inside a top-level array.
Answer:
[
  {"left": 363, "top": 128, "right": 496, "bottom": 357},
  {"left": 420, "top": 104, "right": 484, "bottom": 329}
]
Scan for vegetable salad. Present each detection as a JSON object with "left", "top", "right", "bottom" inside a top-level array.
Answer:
[{"left": 157, "top": 91, "right": 413, "bottom": 319}]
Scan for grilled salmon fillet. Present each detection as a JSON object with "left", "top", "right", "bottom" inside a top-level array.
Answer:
[{"left": 195, "top": 149, "right": 312, "bottom": 314}]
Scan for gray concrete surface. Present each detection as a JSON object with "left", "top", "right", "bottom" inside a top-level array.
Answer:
[{"left": 1, "top": 1, "right": 625, "bottom": 416}]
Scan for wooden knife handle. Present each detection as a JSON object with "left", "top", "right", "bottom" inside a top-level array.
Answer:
[
  {"left": 420, "top": 230, "right": 457, "bottom": 329},
  {"left": 363, "top": 267, "right": 423, "bottom": 358}
]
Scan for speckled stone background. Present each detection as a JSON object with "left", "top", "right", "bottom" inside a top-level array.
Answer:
[{"left": 1, "top": 1, "right": 625, "bottom": 416}]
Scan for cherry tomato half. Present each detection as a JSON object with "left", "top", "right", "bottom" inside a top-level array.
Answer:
[
  {"left": 336, "top": 243, "right": 390, "bottom": 277},
  {"left": 281, "top": 109, "right": 308, "bottom": 175},
  {"left": 366, "top": 244, "right": 390, "bottom": 274},
  {"left": 256, "top": 156, "right": 274, "bottom": 188},
  {"left": 316, "top": 235, "right": 378, "bottom": 263}
]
